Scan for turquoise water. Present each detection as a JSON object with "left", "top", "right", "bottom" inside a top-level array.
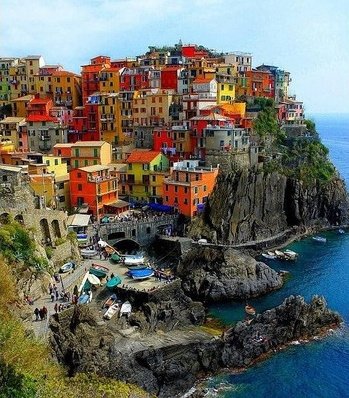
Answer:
[{"left": 208, "top": 114, "right": 349, "bottom": 397}]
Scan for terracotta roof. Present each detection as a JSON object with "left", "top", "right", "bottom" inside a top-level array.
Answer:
[
  {"left": 71, "top": 141, "right": 106, "bottom": 147},
  {"left": 52, "top": 70, "right": 79, "bottom": 77},
  {"left": 127, "top": 150, "right": 161, "bottom": 163},
  {"left": 26, "top": 115, "right": 57, "bottom": 122},
  {"left": 29, "top": 97, "right": 51, "bottom": 104},
  {"left": 193, "top": 77, "right": 212, "bottom": 84}
]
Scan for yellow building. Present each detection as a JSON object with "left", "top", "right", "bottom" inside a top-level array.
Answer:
[
  {"left": 55, "top": 174, "right": 70, "bottom": 211},
  {"left": 10, "top": 94, "right": 34, "bottom": 117},
  {"left": 28, "top": 163, "right": 56, "bottom": 209},
  {"left": 132, "top": 90, "right": 173, "bottom": 127},
  {"left": 99, "top": 66, "right": 120, "bottom": 94},
  {"left": 51, "top": 71, "right": 82, "bottom": 109},
  {"left": 70, "top": 141, "right": 112, "bottom": 169},
  {"left": 98, "top": 93, "right": 122, "bottom": 145},
  {"left": 126, "top": 150, "right": 169, "bottom": 202},
  {"left": 43, "top": 155, "right": 68, "bottom": 177},
  {"left": 0, "top": 117, "right": 26, "bottom": 150}
]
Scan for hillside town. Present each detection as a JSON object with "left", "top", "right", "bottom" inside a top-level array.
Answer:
[{"left": 0, "top": 42, "right": 306, "bottom": 221}]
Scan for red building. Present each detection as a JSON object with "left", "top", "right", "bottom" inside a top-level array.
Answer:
[
  {"left": 26, "top": 95, "right": 53, "bottom": 117},
  {"left": 81, "top": 56, "right": 111, "bottom": 103},
  {"left": 70, "top": 164, "right": 120, "bottom": 219},
  {"left": 160, "top": 66, "right": 182, "bottom": 91},
  {"left": 152, "top": 129, "right": 173, "bottom": 152},
  {"left": 182, "top": 45, "right": 209, "bottom": 59},
  {"left": 246, "top": 69, "right": 274, "bottom": 98}
]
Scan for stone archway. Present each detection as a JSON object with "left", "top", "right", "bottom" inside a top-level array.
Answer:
[
  {"left": 0, "top": 213, "right": 10, "bottom": 224},
  {"left": 14, "top": 214, "right": 24, "bottom": 224},
  {"left": 40, "top": 218, "right": 51, "bottom": 245},
  {"left": 51, "top": 219, "right": 61, "bottom": 239}
]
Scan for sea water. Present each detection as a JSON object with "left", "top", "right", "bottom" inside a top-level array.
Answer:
[{"left": 207, "top": 114, "right": 349, "bottom": 398}]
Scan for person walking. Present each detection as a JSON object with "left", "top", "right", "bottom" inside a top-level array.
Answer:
[
  {"left": 54, "top": 303, "right": 58, "bottom": 313},
  {"left": 55, "top": 289, "right": 59, "bottom": 301},
  {"left": 39, "top": 308, "right": 44, "bottom": 321},
  {"left": 42, "top": 306, "right": 48, "bottom": 320},
  {"left": 34, "top": 307, "right": 40, "bottom": 321},
  {"left": 50, "top": 292, "right": 55, "bottom": 302}
]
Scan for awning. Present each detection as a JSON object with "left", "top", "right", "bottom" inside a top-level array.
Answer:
[
  {"left": 67, "top": 214, "right": 91, "bottom": 227},
  {"left": 105, "top": 199, "right": 130, "bottom": 209}
]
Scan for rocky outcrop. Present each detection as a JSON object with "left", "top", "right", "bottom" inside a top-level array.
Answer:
[
  {"left": 177, "top": 246, "right": 282, "bottom": 302},
  {"left": 189, "top": 170, "right": 349, "bottom": 244},
  {"left": 49, "top": 295, "right": 342, "bottom": 398}
]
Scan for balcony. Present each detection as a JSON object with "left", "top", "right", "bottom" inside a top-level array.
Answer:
[{"left": 88, "top": 175, "right": 118, "bottom": 183}]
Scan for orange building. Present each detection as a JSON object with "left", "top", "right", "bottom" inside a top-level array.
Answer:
[
  {"left": 163, "top": 160, "right": 218, "bottom": 218},
  {"left": 70, "top": 164, "right": 118, "bottom": 219}
]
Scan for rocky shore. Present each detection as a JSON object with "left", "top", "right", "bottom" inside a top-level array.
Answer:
[{"left": 50, "top": 295, "right": 341, "bottom": 398}]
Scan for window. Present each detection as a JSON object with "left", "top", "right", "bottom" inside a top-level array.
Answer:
[
  {"left": 184, "top": 187, "right": 188, "bottom": 194},
  {"left": 165, "top": 184, "right": 168, "bottom": 191},
  {"left": 128, "top": 164, "right": 132, "bottom": 170},
  {"left": 75, "top": 149, "right": 80, "bottom": 157},
  {"left": 93, "top": 148, "right": 98, "bottom": 157},
  {"left": 165, "top": 196, "right": 168, "bottom": 202},
  {"left": 77, "top": 172, "right": 81, "bottom": 178},
  {"left": 42, "top": 121, "right": 46, "bottom": 126},
  {"left": 74, "top": 160, "right": 79, "bottom": 168},
  {"left": 78, "top": 184, "right": 82, "bottom": 191},
  {"left": 174, "top": 197, "right": 178, "bottom": 204},
  {"left": 59, "top": 195, "right": 65, "bottom": 203},
  {"left": 203, "top": 185, "right": 207, "bottom": 192},
  {"left": 54, "top": 159, "right": 59, "bottom": 165},
  {"left": 184, "top": 198, "right": 188, "bottom": 205},
  {"left": 152, "top": 175, "right": 156, "bottom": 182},
  {"left": 194, "top": 187, "right": 198, "bottom": 194},
  {"left": 143, "top": 164, "right": 149, "bottom": 170},
  {"left": 174, "top": 186, "right": 178, "bottom": 193},
  {"left": 46, "top": 160, "right": 50, "bottom": 165},
  {"left": 84, "top": 160, "right": 88, "bottom": 166}
]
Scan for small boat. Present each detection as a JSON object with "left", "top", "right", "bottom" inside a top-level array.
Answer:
[
  {"left": 59, "top": 261, "right": 75, "bottom": 273},
  {"left": 128, "top": 268, "right": 154, "bottom": 280},
  {"left": 245, "top": 304, "right": 256, "bottom": 316},
  {"left": 104, "top": 303, "right": 119, "bottom": 320},
  {"left": 103, "top": 293, "right": 117, "bottom": 308},
  {"left": 78, "top": 291, "right": 92, "bottom": 304},
  {"left": 262, "top": 252, "right": 276, "bottom": 260},
  {"left": 106, "top": 275, "right": 122, "bottom": 290},
  {"left": 121, "top": 254, "right": 145, "bottom": 266},
  {"left": 89, "top": 263, "right": 109, "bottom": 278},
  {"left": 110, "top": 253, "right": 121, "bottom": 263},
  {"left": 87, "top": 273, "right": 100, "bottom": 285},
  {"left": 275, "top": 250, "right": 287, "bottom": 260},
  {"left": 77, "top": 238, "right": 89, "bottom": 247},
  {"left": 120, "top": 301, "right": 132, "bottom": 317},
  {"left": 338, "top": 229, "right": 345, "bottom": 234},
  {"left": 80, "top": 248, "right": 98, "bottom": 258},
  {"left": 284, "top": 249, "right": 298, "bottom": 260},
  {"left": 312, "top": 236, "right": 327, "bottom": 243},
  {"left": 77, "top": 233, "right": 88, "bottom": 239}
]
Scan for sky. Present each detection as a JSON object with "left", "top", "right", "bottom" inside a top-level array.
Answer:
[{"left": 1, "top": 0, "right": 349, "bottom": 114}]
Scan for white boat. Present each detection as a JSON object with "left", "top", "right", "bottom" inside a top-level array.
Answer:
[
  {"left": 275, "top": 250, "right": 287, "bottom": 260},
  {"left": 312, "top": 236, "right": 327, "bottom": 243},
  {"left": 80, "top": 248, "right": 98, "bottom": 258},
  {"left": 245, "top": 304, "right": 256, "bottom": 316},
  {"left": 284, "top": 249, "right": 298, "bottom": 260},
  {"left": 121, "top": 254, "right": 145, "bottom": 265},
  {"left": 120, "top": 301, "right": 132, "bottom": 317},
  {"left": 262, "top": 252, "right": 276, "bottom": 260},
  {"left": 59, "top": 261, "right": 75, "bottom": 273},
  {"left": 104, "top": 303, "right": 119, "bottom": 320},
  {"left": 87, "top": 273, "right": 100, "bottom": 285},
  {"left": 338, "top": 229, "right": 345, "bottom": 234}
]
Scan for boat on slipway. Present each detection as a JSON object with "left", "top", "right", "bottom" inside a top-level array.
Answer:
[
  {"left": 80, "top": 248, "right": 98, "bottom": 258},
  {"left": 103, "top": 293, "right": 117, "bottom": 309},
  {"left": 122, "top": 254, "right": 145, "bottom": 266},
  {"left": 78, "top": 291, "right": 92, "bottom": 304},
  {"left": 261, "top": 251, "right": 277, "bottom": 260},
  {"left": 106, "top": 275, "right": 122, "bottom": 290},
  {"left": 89, "top": 263, "right": 109, "bottom": 278},
  {"left": 104, "top": 303, "right": 119, "bottom": 320},
  {"left": 120, "top": 301, "right": 132, "bottom": 317},
  {"left": 128, "top": 268, "right": 154, "bottom": 280}
]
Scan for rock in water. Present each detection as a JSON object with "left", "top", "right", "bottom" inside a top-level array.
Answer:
[
  {"left": 49, "top": 295, "right": 340, "bottom": 398},
  {"left": 177, "top": 246, "right": 282, "bottom": 302}
]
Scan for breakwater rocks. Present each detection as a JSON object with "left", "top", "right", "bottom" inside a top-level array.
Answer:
[
  {"left": 177, "top": 246, "right": 282, "bottom": 302},
  {"left": 50, "top": 295, "right": 340, "bottom": 398},
  {"left": 189, "top": 170, "right": 349, "bottom": 245}
]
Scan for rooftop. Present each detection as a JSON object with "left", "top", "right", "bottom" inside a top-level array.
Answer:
[
  {"left": 0, "top": 116, "right": 25, "bottom": 124},
  {"left": 71, "top": 141, "right": 107, "bottom": 147},
  {"left": 78, "top": 165, "right": 110, "bottom": 173},
  {"left": 126, "top": 150, "right": 161, "bottom": 163}
]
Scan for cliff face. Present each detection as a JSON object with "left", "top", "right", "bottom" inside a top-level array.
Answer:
[
  {"left": 50, "top": 295, "right": 342, "bottom": 398},
  {"left": 177, "top": 247, "right": 282, "bottom": 302},
  {"left": 189, "top": 170, "right": 349, "bottom": 244}
]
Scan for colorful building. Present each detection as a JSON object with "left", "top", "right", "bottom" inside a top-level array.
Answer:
[
  {"left": 70, "top": 140, "right": 112, "bottom": 169},
  {"left": 70, "top": 164, "right": 119, "bottom": 219},
  {"left": 0, "top": 117, "right": 27, "bottom": 151},
  {"left": 126, "top": 150, "right": 169, "bottom": 202},
  {"left": 163, "top": 160, "right": 218, "bottom": 218}
]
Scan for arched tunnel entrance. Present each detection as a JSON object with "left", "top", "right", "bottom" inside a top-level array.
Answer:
[{"left": 112, "top": 238, "right": 140, "bottom": 253}]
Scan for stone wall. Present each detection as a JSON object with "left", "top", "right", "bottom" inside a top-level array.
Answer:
[{"left": 205, "top": 150, "right": 251, "bottom": 173}]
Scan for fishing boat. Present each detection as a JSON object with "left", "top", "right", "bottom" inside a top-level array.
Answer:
[
  {"left": 77, "top": 233, "right": 88, "bottom": 239},
  {"left": 128, "top": 268, "right": 154, "bottom": 280},
  {"left": 59, "top": 261, "right": 75, "bottom": 273},
  {"left": 245, "top": 304, "right": 256, "bottom": 316},
  {"left": 80, "top": 248, "right": 98, "bottom": 258},
  {"left": 89, "top": 263, "right": 109, "bottom": 278},
  {"left": 103, "top": 293, "right": 117, "bottom": 308},
  {"left": 104, "top": 303, "right": 119, "bottom": 320},
  {"left": 312, "top": 236, "right": 327, "bottom": 243},
  {"left": 262, "top": 252, "right": 276, "bottom": 260},
  {"left": 78, "top": 291, "right": 92, "bottom": 304},
  {"left": 275, "top": 250, "right": 287, "bottom": 260},
  {"left": 121, "top": 254, "right": 145, "bottom": 266},
  {"left": 110, "top": 252, "right": 121, "bottom": 263},
  {"left": 87, "top": 273, "right": 100, "bottom": 285},
  {"left": 106, "top": 275, "right": 122, "bottom": 290},
  {"left": 120, "top": 301, "right": 132, "bottom": 317},
  {"left": 338, "top": 229, "right": 345, "bottom": 234},
  {"left": 284, "top": 249, "right": 298, "bottom": 260}
]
